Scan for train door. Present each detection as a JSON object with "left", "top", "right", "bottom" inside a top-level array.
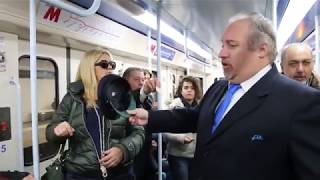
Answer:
[
  {"left": 18, "top": 40, "right": 71, "bottom": 174},
  {"left": 0, "top": 32, "right": 23, "bottom": 171},
  {"left": 161, "top": 66, "right": 186, "bottom": 108},
  {"left": 19, "top": 55, "right": 60, "bottom": 170}
]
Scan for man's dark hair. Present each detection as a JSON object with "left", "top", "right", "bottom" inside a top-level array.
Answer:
[{"left": 122, "top": 67, "right": 143, "bottom": 79}]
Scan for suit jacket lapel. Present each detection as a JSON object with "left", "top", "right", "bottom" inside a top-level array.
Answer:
[
  {"left": 208, "top": 65, "right": 278, "bottom": 142},
  {"left": 211, "top": 86, "right": 269, "bottom": 140},
  {"left": 198, "top": 81, "right": 228, "bottom": 144}
]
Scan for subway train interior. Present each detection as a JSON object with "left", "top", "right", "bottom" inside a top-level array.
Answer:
[{"left": 0, "top": 0, "right": 319, "bottom": 179}]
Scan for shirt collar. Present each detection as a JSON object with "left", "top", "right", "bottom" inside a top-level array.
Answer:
[{"left": 240, "top": 64, "right": 272, "bottom": 93}]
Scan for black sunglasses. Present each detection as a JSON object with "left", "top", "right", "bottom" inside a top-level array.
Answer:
[{"left": 95, "top": 60, "right": 116, "bottom": 70}]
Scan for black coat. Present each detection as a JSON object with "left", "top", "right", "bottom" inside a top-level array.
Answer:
[
  {"left": 132, "top": 90, "right": 157, "bottom": 180},
  {"left": 148, "top": 65, "right": 320, "bottom": 180}
]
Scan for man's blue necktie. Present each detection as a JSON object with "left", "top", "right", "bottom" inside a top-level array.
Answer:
[{"left": 212, "top": 83, "right": 241, "bottom": 134}]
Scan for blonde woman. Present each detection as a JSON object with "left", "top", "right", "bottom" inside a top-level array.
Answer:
[{"left": 46, "top": 49, "right": 144, "bottom": 180}]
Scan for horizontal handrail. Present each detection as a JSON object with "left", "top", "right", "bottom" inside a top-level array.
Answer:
[{"left": 41, "top": 0, "right": 101, "bottom": 17}]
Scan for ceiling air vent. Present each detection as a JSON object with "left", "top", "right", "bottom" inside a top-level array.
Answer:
[{"left": 116, "top": 0, "right": 146, "bottom": 15}]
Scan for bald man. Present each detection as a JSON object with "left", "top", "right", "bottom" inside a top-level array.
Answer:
[{"left": 281, "top": 43, "right": 320, "bottom": 89}]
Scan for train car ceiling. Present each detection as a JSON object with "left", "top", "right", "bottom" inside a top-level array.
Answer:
[
  {"left": 69, "top": 0, "right": 212, "bottom": 63},
  {"left": 116, "top": 0, "right": 148, "bottom": 16},
  {"left": 101, "top": 0, "right": 272, "bottom": 60},
  {"left": 277, "top": 0, "right": 317, "bottom": 49},
  {"left": 157, "top": 0, "right": 273, "bottom": 59}
]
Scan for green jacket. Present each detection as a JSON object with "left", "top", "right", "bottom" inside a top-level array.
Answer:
[{"left": 46, "top": 81, "right": 145, "bottom": 174}]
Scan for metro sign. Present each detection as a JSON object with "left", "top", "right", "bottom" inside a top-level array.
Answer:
[
  {"left": 150, "top": 44, "right": 157, "bottom": 55},
  {"left": 43, "top": 6, "right": 61, "bottom": 23},
  {"left": 150, "top": 44, "right": 176, "bottom": 61}
]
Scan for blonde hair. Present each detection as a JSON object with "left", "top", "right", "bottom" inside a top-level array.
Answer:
[{"left": 75, "top": 49, "right": 113, "bottom": 108}]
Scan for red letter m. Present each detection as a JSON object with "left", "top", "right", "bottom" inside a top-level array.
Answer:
[{"left": 43, "top": 6, "right": 61, "bottom": 23}]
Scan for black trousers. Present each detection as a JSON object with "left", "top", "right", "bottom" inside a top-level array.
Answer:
[
  {"left": 64, "top": 171, "right": 134, "bottom": 180},
  {"left": 64, "top": 165, "right": 134, "bottom": 180}
]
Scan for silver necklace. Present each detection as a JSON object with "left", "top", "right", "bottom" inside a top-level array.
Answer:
[{"left": 94, "top": 107, "right": 108, "bottom": 178}]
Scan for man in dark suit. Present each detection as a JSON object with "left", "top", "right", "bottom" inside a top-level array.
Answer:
[{"left": 128, "top": 12, "right": 320, "bottom": 180}]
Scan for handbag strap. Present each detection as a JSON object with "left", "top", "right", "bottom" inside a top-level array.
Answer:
[{"left": 58, "top": 100, "right": 77, "bottom": 155}]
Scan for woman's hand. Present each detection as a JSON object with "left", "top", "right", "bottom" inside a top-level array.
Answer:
[
  {"left": 23, "top": 174, "right": 34, "bottom": 180},
  {"left": 183, "top": 136, "right": 194, "bottom": 144},
  {"left": 53, "top": 121, "right": 75, "bottom": 137},
  {"left": 99, "top": 147, "right": 124, "bottom": 168}
]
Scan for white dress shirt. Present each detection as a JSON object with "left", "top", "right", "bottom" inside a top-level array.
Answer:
[{"left": 219, "top": 64, "right": 272, "bottom": 119}]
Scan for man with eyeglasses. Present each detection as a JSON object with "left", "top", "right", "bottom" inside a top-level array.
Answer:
[{"left": 281, "top": 43, "right": 320, "bottom": 89}]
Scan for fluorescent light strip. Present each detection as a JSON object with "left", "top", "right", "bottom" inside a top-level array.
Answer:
[
  {"left": 277, "top": 0, "right": 317, "bottom": 50},
  {"left": 187, "top": 39, "right": 211, "bottom": 60},
  {"left": 133, "top": 11, "right": 212, "bottom": 60}
]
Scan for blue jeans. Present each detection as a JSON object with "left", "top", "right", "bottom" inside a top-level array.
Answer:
[{"left": 168, "top": 155, "right": 192, "bottom": 180}]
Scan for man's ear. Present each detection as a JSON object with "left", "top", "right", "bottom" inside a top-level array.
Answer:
[{"left": 258, "top": 43, "right": 268, "bottom": 59}]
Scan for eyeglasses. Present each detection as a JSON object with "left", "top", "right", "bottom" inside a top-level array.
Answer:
[{"left": 95, "top": 60, "right": 116, "bottom": 70}]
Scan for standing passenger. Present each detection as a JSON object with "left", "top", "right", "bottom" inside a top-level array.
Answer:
[
  {"left": 144, "top": 70, "right": 153, "bottom": 81},
  {"left": 123, "top": 67, "right": 157, "bottom": 180},
  {"left": 123, "top": 68, "right": 155, "bottom": 110},
  {"left": 128, "top": 13, "right": 320, "bottom": 180},
  {"left": 163, "top": 76, "right": 201, "bottom": 180},
  {"left": 46, "top": 49, "right": 144, "bottom": 180},
  {"left": 281, "top": 42, "right": 320, "bottom": 89}
]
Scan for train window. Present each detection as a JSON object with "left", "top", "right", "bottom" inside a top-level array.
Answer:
[{"left": 18, "top": 55, "right": 59, "bottom": 166}]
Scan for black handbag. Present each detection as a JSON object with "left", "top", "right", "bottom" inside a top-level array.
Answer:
[
  {"left": 42, "top": 101, "right": 76, "bottom": 180},
  {"left": 41, "top": 146, "right": 66, "bottom": 180}
]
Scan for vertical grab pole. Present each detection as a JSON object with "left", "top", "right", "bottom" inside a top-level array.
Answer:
[
  {"left": 9, "top": 77, "right": 24, "bottom": 171},
  {"left": 156, "top": 1, "right": 163, "bottom": 180},
  {"left": 184, "top": 29, "right": 189, "bottom": 75},
  {"left": 272, "top": 0, "right": 278, "bottom": 32},
  {"left": 147, "top": 28, "right": 152, "bottom": 72},
  {"left": 66, "top": 46, "right": 71, "bottom": 86},
  {"left": 30, "top": 0, "right": 40, "bottom": 179},
  {"left": 315, "top": 15, "right": 319, "bottom": 73}
]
